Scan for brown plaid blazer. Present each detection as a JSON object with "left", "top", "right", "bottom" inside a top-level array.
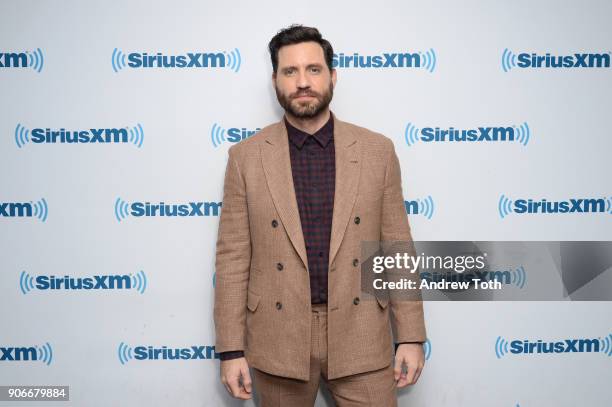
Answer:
[{"left": 214, "top": 112, "right": 426, "bottom": 381}]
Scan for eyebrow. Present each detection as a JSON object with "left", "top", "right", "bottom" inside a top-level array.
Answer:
[{"left": 281, "top": 63, "right": 324, "bottom": 72}]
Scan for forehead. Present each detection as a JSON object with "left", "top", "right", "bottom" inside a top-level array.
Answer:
[{"left": 277, "top": 41, "right": 326, "bottom": 67}]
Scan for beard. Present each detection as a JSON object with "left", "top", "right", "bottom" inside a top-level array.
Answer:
[{"left": 275, "top": 80, "right": 334, "bottom": 119}]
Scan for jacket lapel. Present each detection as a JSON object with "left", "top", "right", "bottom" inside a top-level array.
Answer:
[
  {"left": 260, "top": 112, "right": 362, "bottom": 273},
  {"left": 328, "top": 115, "right": 361, "bottom": 268},
  {"left": 260, "top": 120, "right": 309, "bottom": 270}
]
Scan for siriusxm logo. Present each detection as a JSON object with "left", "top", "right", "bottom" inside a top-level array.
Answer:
[
  {"left": 495, "top": 334, "right": 612, "bottom": 358},
  {"left": 0, "top": 342, "right": 53, "bottom": 365},
  {"left": 502, "top": 49, "right": 611, "bottom": 72},
  {"left": 405, "top": 122, "right": 531, "bottom": 146},
  {"left": 118, "top": 342, "right": 219, "bottom": 364},
  {"left": 0, "top": 198, "right": 48, "bottom": 222},
  {"left": 15, "top": 123, "right": 144, "bottom": 148},
  {"left": 211, "top": 123, "right": 260, "bottom": 148},
  {"left": 114, "top": 197, "right": 221, "bottom": 221},
  {"left": 404, "top": 196, "right": 435, "bottom": 219},
  {"left": 20, "top": 270, "right": 147, "bottom": 294},
  {"left": 112, "top": 48, "right": 241, "bottom": 72},
  {"left": 0, "top": 48, "right": 44, "bottom": 72},
  {"left": 499, "top": 195, "right": 612, "bottom": 218},
  {"left": 333, "top": 49, "right": 436, "bottom": 72},
  {"left": 420, "top": 266, "right": 527, "bottom": 289}
]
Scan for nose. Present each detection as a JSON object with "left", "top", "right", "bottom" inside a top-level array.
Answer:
[{"left": 296, "top": 70, "right": 310, "bottom": 89}]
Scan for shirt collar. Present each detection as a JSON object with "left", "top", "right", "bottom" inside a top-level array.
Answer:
[{"left": 284, "top": 112, "right": 334, "bottom": 149}]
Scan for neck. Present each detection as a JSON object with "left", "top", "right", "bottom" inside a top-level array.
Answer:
[{"left": 284, "top": 108, "right": 331, "bottom": 135}]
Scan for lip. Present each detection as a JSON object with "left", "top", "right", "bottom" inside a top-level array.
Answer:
[{"left": 294, "top": 95, "right": 314, "bottom": 99}]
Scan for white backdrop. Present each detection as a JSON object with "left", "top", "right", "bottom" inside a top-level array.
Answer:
[{"left": 1, "top": 0, "right": 611, "bottom": 406}]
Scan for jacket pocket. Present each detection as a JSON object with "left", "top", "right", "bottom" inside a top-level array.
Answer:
[{"left": 247, "top": 290, "right": 261, "bottom": 312}]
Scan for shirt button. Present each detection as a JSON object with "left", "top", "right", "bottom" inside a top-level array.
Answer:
[
  {"left": 352, "top": 258, "right": 359, "bottom": 267},
  {"left": 353, "top": 297, "right": 360, "bottom": 305},
  {"left": 319, "top": 251, "right": 324, "bottom": 258},
  {"left": 271, "top": 219, "right": 278, "bottom": 228},
  {"left": 276, "top": 263, "right": 284, "bottom": 271},
  {"left": 276, "top": 302, "right": 283, "bottom": 310},
  {"left": 354, "top": 216, "right": 361, "bottom": 224}
]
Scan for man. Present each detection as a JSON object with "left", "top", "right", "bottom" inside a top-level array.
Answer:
[{"left": 214, "top": 24, "right": 427, "bottom": 406}]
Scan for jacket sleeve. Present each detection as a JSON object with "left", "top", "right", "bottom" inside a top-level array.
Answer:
[
  {"left": 380, "top": 139, "right": 427, "bottom": 343},
  {"left": 213, "top": 146, "right": 252, "bottom": 353}
]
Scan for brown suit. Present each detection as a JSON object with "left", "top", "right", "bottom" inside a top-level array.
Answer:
[{"left": 214, "top": 112, "right": 426, "bottom": 381}]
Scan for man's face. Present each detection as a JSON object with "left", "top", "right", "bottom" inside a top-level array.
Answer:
[{"left": 273, "top": 41, "right": 337, "bottom": 119}]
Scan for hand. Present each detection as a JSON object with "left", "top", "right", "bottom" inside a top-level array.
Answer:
[
  {"left": 220, "top": 357, "right": 252, "bottom": 399},
  {"left": 394, "top": 343, "right": 425, "bottom": 388}
]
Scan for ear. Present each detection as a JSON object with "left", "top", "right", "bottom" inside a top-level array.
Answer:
[{"left": 331, "top": 68, "right": 337, "bottom": 88}]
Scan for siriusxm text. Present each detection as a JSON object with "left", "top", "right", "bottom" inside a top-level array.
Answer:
[
  {"left": 34, "top": 275, "right": 132, "bottom": 290},
  {"left": 133, "top": 345, "right": 219, "bottom": 360},
  {"left": 510, "top": 338, "right": 600, "bottom": 354},
  {"left": 30, "top": 128, "right": 128, "bottom": 143},
  {"left": 127, "top": 52, "right": 225, "bottom": 68},
  {"left": 420, "top": 127, "right": 515, "bottom": 142},
  {"left": 332, "top": 52, "right": 420, "bottom": 68},
  {"left": 514, "top": 198, "right": 607, "bottom": 214},
  {"left": 129, "top": 201, "right": 222, "bottom": 217},
  {"left": 517, "top": 52, "right": 610, "bottom": 68}
]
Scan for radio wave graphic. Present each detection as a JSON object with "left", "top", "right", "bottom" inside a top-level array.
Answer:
[
  {"left": 29, "top": 198, "right": 49, "bottom": 222},
  {"left": 417, "top": 196, "right": 435, "bottom": 219},
  {"left": 404, "top": 122, "right": 420, "bottom": 147},
  {"left": 111, "top": 48, "right": 127, "bottom": 72},
  {"left": 498, "top": 194, "right": 514, "bottom": 219},
  {"left": 37, "top": 342, "right": 53, "bottom": 365},
  {"left": 605, "top": 197, "right": 612, "bottom": 214},
  {"left": 495, "top": 336, "right": 510, "bottom": 359},
  {"left": 128, "top": 123, "right": 144, "bottom": 148},
  {"left": 114, "top": 197, "right": 130, "bottom": 222},
  {"left": 118, "top": 342, "right": 134, "bottom": 365},
  {"left": 26, "top": 48, "right": 44, "bottom": 72},
  {"left": 420, "top": 49, "right": 436, "bottom": 73},
  {"left": 423, "top": 338, "right": 432, "bottom": 360},
  {"left": 19, "top": 271, "right": 35, "bottom": 294},
  {"left": 14, "top": 123, "right": 31, "bottom": 148},
  {"left": 502, "top": 48, "right": 518, "bottom": 72},
  {"left": 224, "top": 48, "right": 242, "bottom": 72},
  {"left": 130, "top": 270, "right": 147, "bottom": 294},
  {"left": 511, "top": 266, "right": 527, "bottom": 289},
  {"left": 514, "top": 122, "right": 531, "bottom": 146},
  {"left": 211, "top": 123, "right": 227, "bottom": 148},
  {"left": 600, "top": 334, "right": 612, "bottom": 357}
]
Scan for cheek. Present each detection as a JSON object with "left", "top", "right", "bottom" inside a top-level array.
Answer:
[{"left": 277, "top": 84, "right": 295, "bottom": 98}]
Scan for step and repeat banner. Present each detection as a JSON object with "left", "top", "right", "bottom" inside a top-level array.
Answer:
[{"left": 1, "top": 0, "right": 610, "bottom": 406}]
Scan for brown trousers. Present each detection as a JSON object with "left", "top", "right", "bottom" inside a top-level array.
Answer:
[{"left": 252, "top": 303, "right": 398, "bottom": 407}]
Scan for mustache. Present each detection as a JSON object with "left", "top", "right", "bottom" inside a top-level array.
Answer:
[{"left": 291, "top": 90, "right": 319, "bottom": 98}]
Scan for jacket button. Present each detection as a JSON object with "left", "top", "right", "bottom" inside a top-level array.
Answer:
[
  {"left": 353, "top": 297, "right": 360, "bottom": 305},
  {"left": 276, "top": 302, "right": 282, "bottom": 310},
  {"left": 276, "top": 262, "right": 284, "bottom": 271},
  {"left": 352, "top": 258, "right": 359, "bottom": 267},
  {"left": 271, "top": 219, "right": 278, "bottom": 228},
  {"left": 354, "top": 216, "right": 361, "bottom": 224}
]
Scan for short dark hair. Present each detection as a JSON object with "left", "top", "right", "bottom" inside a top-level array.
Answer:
[{"left": 268, "top": 24, "right": 334, "bottom": 74}]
